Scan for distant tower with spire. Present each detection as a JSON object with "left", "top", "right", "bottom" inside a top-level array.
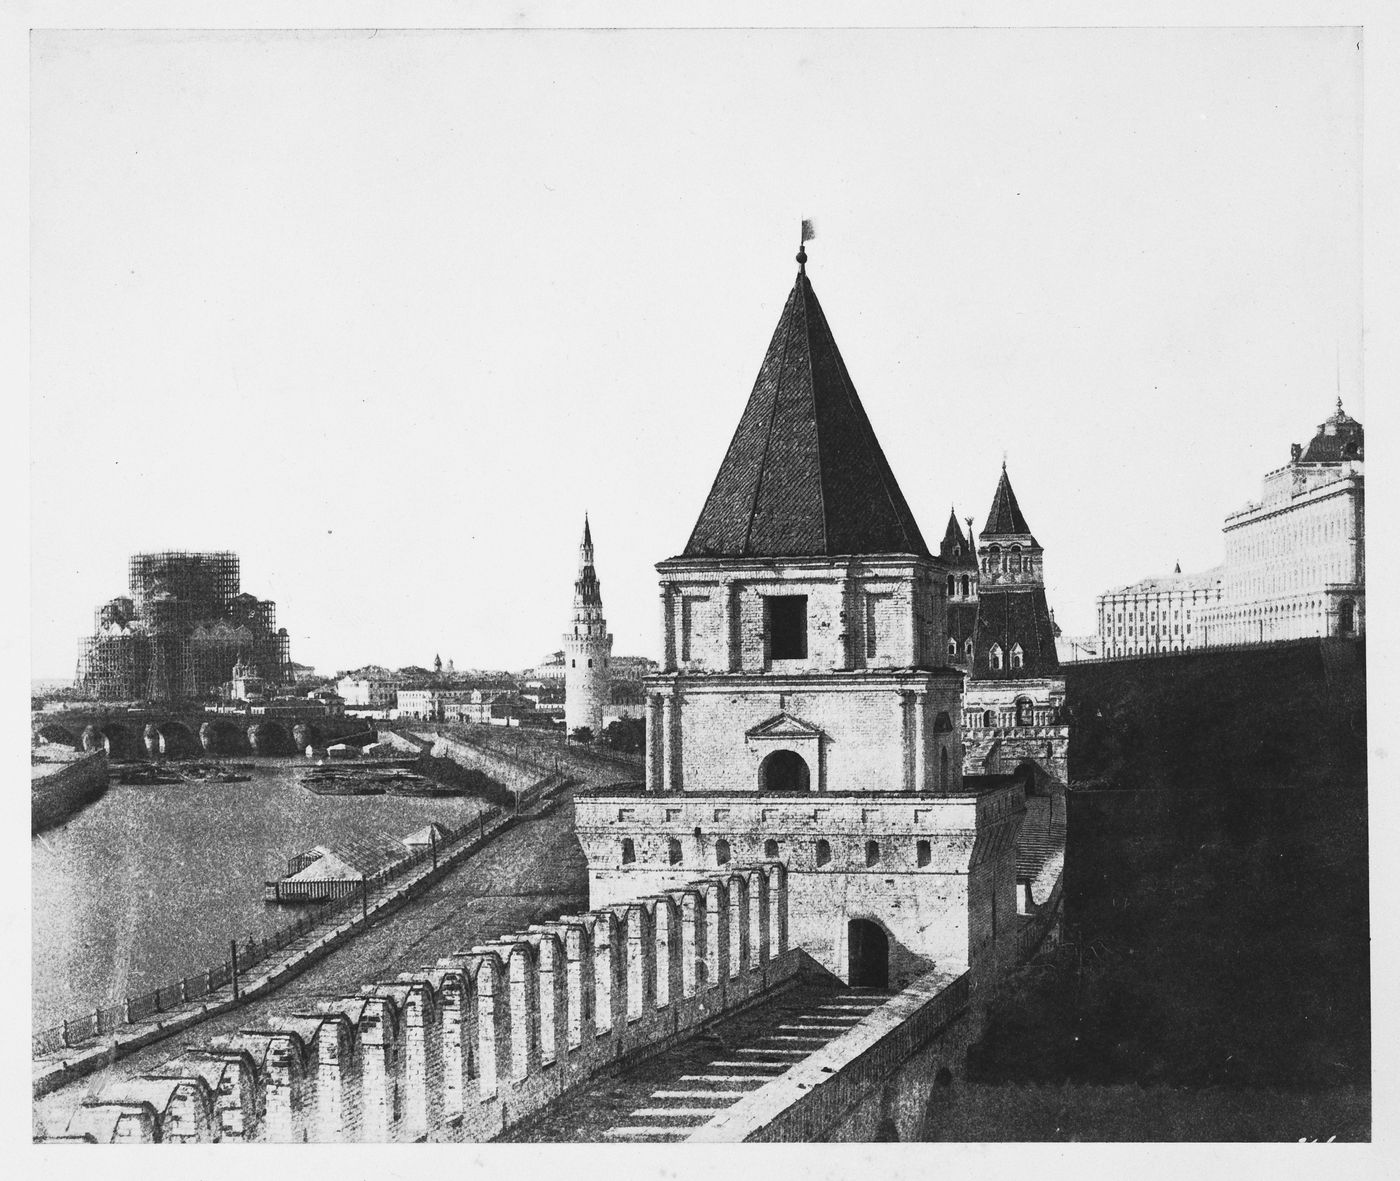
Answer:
[{"left": 563, "top": 515, "right": 613, "bottom": 737}]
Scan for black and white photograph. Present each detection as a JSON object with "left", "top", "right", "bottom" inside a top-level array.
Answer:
[{"left": 13, "top": 0, "right": 1395, "bottom": 1169}]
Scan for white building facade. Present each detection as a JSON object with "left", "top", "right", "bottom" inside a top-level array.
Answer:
[
  {"left": 1095, "top": 398, "right": 1364, "bottom": 654},
  {"left": 1198, "top": 399, "right": 1364, "bottom": 644},
  {"left": 1096, "top": 566, "right": 1224, "bottom": 658}
]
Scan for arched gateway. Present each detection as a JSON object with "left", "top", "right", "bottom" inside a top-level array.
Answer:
[
  {"left": 759, "top": 749, "right": 810, "bottom": 792},
  {"left": 848, "top": 918, "right": 890, "bottom": 988}
]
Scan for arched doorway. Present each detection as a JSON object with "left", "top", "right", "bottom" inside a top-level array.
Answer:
[
  {"left": 848, "top": 918, "right": 889, "bottom": 988},
  {"left": 760, "top": 749, "right": 810, "bottom": 792},
  {"left": 1338, "top": 599, "right": 1355, "bottom": 635}
]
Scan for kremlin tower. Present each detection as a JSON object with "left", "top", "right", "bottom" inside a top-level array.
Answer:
[{"left": 563, "top": 516, "right": 613, "bottom": 737}]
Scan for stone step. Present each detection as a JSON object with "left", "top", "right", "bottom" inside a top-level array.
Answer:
[
  {"left": 650, "top": 1089, "right": 753, "bottom": 1099},
  {"left": 603, "top": 1128, "right": 690, "bottom": 1140},
  {"left": 678, "top": 1074, "right": 772, "bottom": 1083}
]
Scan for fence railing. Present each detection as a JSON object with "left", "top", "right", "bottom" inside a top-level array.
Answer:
[{"left": 33, "top": 771, "right": 570, "bottom": 1058}]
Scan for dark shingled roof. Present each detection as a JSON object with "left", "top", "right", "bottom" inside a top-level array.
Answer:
[
  {"left": 682, "top": 272, "right": 929, "bottom": 559},
  {"left": 947, "top": 599, "right": 979, "bottom": 651},
  {"left": 972, "top": 587, "right": 1061, "bottom": 679},
  {"left": 939, "top": 510, "right": 974, "bottom": 564},
  {"left": 980, "top": 466, "right": 1034, "bottom": 539},
  {"left": 1300, "top": 399, "right": 1364, "bottom": 463}
]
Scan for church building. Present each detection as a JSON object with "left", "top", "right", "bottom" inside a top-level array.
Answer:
[{"left": 574, "top": 248, "right": 1027, "bottom": 990}]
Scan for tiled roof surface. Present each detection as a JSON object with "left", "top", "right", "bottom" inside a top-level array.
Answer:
[
  {"left": 1300, "top": 401, "right": 1364, "bottom": 463},
  {"left": 980, "top": 467, "right": 1034, "bottom": 539},
  {"left": 681, "top": 273, "right": 930, "bottom": 559},
  {"left": 946, "top": 600, "right": 979, "bottom": 649},
  {"left": 972, "top": 588, "right": 1061, "bottom": 679},
  {"left": 938, "top": 510, "right": 967, "bottom": 560}
]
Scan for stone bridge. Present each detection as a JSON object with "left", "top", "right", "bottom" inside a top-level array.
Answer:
[{"left": 33, "top": 706, "right": 375, "bottom": 759}]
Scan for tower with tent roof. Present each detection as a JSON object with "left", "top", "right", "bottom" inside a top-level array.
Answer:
[{"left": 573, "top": 239, "right": 1027, "bottom": 989}]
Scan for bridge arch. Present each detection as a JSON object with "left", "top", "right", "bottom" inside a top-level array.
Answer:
[
  {"left": 151, "top": 721, "right": 201, "bottom": 759},
  {"left": 36, "top": 722, "right": 80, "bottom": 750},
  {"left": 199, "top": 719, "right": 250, "bottom": 756},
  {"left": 247, "top": 721, "right": 294, "bottom": 756}
]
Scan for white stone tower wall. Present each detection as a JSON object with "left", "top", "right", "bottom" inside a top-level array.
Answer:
[{"left": 564, "top": 518, "right": 613, "bottom": 736}]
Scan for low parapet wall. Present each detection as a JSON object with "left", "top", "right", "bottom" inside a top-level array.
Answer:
[{"left": 56, "top": 862, "right": 795, "bottom": 1143}]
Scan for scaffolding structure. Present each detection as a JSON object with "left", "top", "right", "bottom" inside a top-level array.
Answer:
[{"left": 77, "top": 551, "right": 293, "bottom": 702}]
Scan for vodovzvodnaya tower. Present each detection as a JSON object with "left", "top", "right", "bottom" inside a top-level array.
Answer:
[{"left": 563, "top": 515, "right": 613, "bottom": 736}]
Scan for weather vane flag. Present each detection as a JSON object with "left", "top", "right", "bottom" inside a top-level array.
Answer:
[{"left": 798, "top": 219, "right": 815, "bottom": 271}]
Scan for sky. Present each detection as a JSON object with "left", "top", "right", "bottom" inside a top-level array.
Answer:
[{"left": 28, "top": 24, "right": 1363, "bottom": 677}]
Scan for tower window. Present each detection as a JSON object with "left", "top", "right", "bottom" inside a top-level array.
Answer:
[
  {"left": 947, "top": 637, "right": 957, "bottom": 658},
  {"left": 571, "top": 660, "right": 576, "bottom": 668},
  {"left": 1010, "top": 644, "right": 1024, "bottom": 670},
  {"left": 982, "top": 710, "right": 995, "bottom": 728},
  {"left": 764, "top": 839, "right": 779, "bottom": 859},
  {"left": 767, "top": 596, "right": 808, "bottom": 660},
  {"left": 990, "top": 644, "right": 1004, "bottom": 671},
  {"left": 917, "top": 839, "right": 931, "bottom": 868},
  {"left": 946, "top": 574, "right": 955, "bottom": 597},
  {"left": 667, "top": 837, "right": 682, "bottom": 865},
  {"left": 715, "top": 839, "right": 731, "bottom": 866},
  {"left": 962, "top": 574, "right": 971, "bottom": 597},
  {"left": 964, "top": 639, "right": 974, "bottom": 661},
  {"left": 621, "top": 838, "right": 636, "bottom": 865},
  {"left": 815, "top": 839, "right": 832, "bottom": 867},
  {"left": 587, "top": 658, "right": 593, "bottom": 668},
  {"left": 865, "top": 840, "right": 880, "bottom": 867}
]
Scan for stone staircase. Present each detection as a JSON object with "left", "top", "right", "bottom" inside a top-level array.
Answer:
[{"left": 505, "top": 980, "right": 895, "bottom": 1142}]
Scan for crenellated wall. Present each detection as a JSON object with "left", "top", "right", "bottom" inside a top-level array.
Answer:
[{"left": 59, "top": 863, "right": 799, "bottom": 1143}]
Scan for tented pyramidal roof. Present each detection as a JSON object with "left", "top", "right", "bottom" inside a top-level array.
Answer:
[
  {"left": 681, "top": 270, "right": 930, "bottom": 560},
  {"left": 980, "top": 465, "right": 1035, "bottom": 540}
]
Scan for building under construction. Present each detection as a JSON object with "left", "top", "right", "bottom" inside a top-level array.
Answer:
[{"left": 77, "top": 551, "right": 293, "bottom": 702}]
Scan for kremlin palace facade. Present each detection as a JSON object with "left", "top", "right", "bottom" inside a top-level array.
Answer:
[{"left": 1096, "top": 399, "right": 1365, "bottom": 657}]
